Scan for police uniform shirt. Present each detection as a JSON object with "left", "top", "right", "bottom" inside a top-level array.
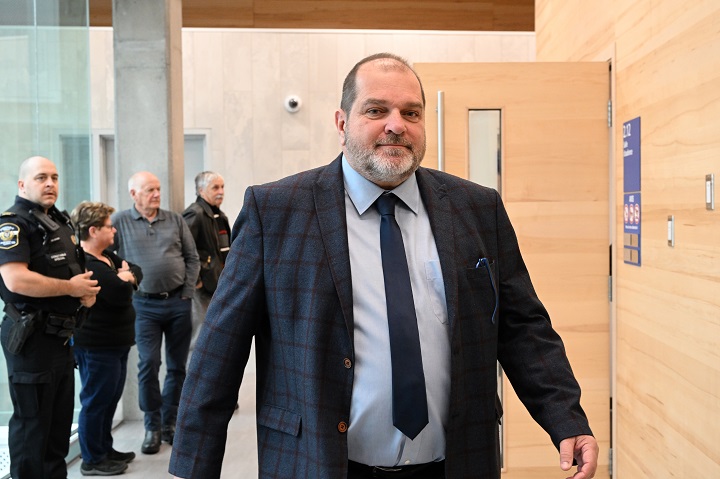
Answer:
[{"left": 0, "top": 196, "right": 81, "bottom": 315}]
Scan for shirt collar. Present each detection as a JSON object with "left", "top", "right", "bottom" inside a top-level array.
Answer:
[
  {"left": 341, "top": 155, "right": 420, "bottom": 216},
  {"left": 196, "top": 196, "right": 221, "bottom": 215},
  {"left": 13, "top": 196, "right": 66, "bottom": 223},
  {"left": 131, "top": 205, "right": 164, "bottom": 222},
  {"left": 14, "top": 195, "right": 42, "bottom": 211}
]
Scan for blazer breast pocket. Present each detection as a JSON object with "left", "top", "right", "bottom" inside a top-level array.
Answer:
[{"left": 466, "top": 259, "right": 498, "bottom": 322}]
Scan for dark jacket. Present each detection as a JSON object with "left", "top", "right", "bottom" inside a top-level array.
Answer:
[
  {"left": 170, "top": 156, "right": 592, "bottom": 479},
  {"left": 182, "top": 197, "right": 230, "bottom": 294},
  {"left": 73, "top": 250, "right": 142, "bottom": 349}
]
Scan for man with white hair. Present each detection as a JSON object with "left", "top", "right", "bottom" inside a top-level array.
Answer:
[
  {"left": 182, "top": 171, "right": 230, "bottom": 351},
  {"left": 112, "top": 171, "right": 199, "bottom": 455}
]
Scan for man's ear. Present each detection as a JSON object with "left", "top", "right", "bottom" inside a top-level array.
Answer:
[{"left": 334, "top": 110, "right": 347, "bottom": 146}]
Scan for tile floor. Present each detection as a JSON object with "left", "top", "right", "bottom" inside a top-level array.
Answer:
[{"left": 67, "top": 373, "right": 258, "bottom": 478}]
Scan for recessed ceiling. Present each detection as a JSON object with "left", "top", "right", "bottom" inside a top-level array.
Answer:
[{"left": 89, "top": 0, "right": 534, "bottom": 32}]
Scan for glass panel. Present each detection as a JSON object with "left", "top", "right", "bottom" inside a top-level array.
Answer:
[
  {"left": 0, "top": 1, "right": 91, "bottom": 476},
  {"left": 468, "top": 109, "right": 501, "bottom": 193},
  {"left": 0, "top": 0, "right": 92, "bottom": 210},
  {"left": 60, "top": 134, "right": 92, "bottom": 208}
]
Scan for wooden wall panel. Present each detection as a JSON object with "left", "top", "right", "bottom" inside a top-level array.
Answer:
[
  {"left": 185, "top": 0, "right": 254, "bottom": 28},
  {"left": 417, "top": 62, "right": 609, "bottom": 478},
  {"left": 88, "top": 0, "right": 112, "bottom": 26},
  {"left": 535, "top": 1, "right": 614, "bottom": 62},
  {"left": 89, "top": 0, "right": 534, "bottom": 31},
  {"left": 536, "top": 1, "right": 720, "bottom": 477}
]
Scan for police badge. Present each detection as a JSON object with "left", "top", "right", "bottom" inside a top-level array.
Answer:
[{"left": 0, "top": 223, "right": 20, "bottom": 249}]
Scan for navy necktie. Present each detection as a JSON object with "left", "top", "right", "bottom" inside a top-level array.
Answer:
[{"left": 376, "top": 192, "right": 429, "bottom": 440}]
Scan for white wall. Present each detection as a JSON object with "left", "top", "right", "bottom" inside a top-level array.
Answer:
[{"left": 90, "top": 27, "right": 535, "bottom": 222}]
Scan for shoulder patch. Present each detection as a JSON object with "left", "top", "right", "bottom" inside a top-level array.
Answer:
[
  {"left": 1, "top": 211, "right": 16, "bottom": 217},
  {"left": 0, "top": 223, "right": 20, "bottom": 250}
]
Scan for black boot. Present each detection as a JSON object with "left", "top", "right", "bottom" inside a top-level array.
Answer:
[
  {"left": 141, "top": 430, "right": 161, "bottom": 454},
  {"left": 161, "top": 424, "right": 175, "bottom": 445}
]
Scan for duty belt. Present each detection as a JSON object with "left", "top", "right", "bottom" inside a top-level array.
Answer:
[
  {"left": 44, "top": 312, "right": 77, "bottom": 338},
  {"left": 3, "top": 304, "right": 84, "bottom": 353}
]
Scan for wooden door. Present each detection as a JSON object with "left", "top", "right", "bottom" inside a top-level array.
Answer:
[{"left": 416, "top": 63, "right": 610, "bottom": 479}]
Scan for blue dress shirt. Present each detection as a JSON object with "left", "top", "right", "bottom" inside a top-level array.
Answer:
[{"left": 342, "top": 157, "right": 450, "bottom": 467}]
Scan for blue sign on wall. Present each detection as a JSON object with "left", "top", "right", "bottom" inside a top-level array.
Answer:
[{"left": 623, "top": 117, "right": 641, "bottom": 266}]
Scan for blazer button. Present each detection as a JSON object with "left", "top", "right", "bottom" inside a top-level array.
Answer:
[
  {"left": 337, "top": 421, "right": 348, "bottom": 433},
  {"left": 343, "top": 358, "right": 352, "bottom": 369}
]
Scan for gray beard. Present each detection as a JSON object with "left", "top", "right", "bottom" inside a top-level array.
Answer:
[{"left": 345, "top": 133, "right": 425, "bottom": 186}]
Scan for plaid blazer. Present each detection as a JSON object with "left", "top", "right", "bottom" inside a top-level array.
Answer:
[{"left": 169, "top": 155, "right": 592, "bottom": 479}]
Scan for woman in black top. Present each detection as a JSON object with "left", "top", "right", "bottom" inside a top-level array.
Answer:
[{"left": 71, "top": 201, "right": 143, "bottom": 476}]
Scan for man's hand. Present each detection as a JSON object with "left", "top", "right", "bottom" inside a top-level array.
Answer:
[
  {"left": 79, "top": 294, "right": 97, "bottom": 308},
  {"left": 559, "top": 434, "right": 598, "bottom": 479},
  {"left": 68, "top": 271, "right": 100, "bottom": 298},
  {"left": 0, "top": 263, "right": 100, "bottom": 299}
]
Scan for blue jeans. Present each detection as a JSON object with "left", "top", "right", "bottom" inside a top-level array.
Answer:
[
  {"left": 133, "top": 294, "right": 192, "bottom": 431},
  {"left": 75, "top": 346, "right": 130, "bottom": 464}
]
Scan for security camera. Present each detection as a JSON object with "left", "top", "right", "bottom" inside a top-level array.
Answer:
[{"left": 284, "top": 95, "right": 302, "bottom": 113}]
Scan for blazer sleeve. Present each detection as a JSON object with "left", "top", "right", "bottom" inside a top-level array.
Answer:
[
  {"left": 492, "top": 191, "right": 592, "bottom": 447},
  {"left": 170, "top": 186, "right": 266, "bottom": 479}
]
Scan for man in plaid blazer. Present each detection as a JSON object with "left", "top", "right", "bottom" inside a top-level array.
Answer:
[{"left": 170, "top": 53, "right": 598, "bottom": 479}]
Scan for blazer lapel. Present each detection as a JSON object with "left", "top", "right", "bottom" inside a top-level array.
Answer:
[
  {"left": 313, "top": 155, "right": 355, "bottom": 342},
  {"left": 416, "top": 168, "right": 458, "bottom": 328}
]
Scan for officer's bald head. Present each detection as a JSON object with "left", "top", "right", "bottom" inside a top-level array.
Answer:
[
  {"left": 19, "top": 156, "right": 55, "bottom": 181},
  {"left": 17, "top": 156, "right": 59, "bottom": 211}
]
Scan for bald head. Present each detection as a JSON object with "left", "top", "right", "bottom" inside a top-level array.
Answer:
[
  {"left": 128, "top": 171, "right": 159, "bottom": 193},
  {"left": 19, "top": 156, "right": 53, "bottom": 180},
  {"left": 128, "top": 171, "right": 161, "bottom": 218},
  {"left": 18, "top": 156, "right": 59, "bottom": 211},
  {"left": 340, "top": 53, "right": 425, "bottom": 114}
]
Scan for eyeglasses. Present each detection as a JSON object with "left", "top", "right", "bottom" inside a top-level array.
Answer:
[{"left": 96, "top": 224, "right": 115, "bottom": 230}]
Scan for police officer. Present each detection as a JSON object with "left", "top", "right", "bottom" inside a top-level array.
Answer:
[{"left": 0, "top": 156, "right": 100, "bottom": 478}]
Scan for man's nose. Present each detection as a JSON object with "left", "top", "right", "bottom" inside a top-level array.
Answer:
[{"left": 385, "top": 110, "right": 407, "bottom": 135}]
